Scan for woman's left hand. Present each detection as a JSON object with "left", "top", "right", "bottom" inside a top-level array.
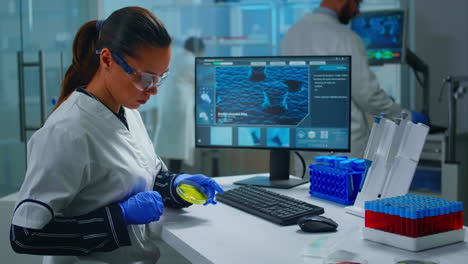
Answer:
[{"left": 174, "top": 174, "right": 224, "bottom": 205}]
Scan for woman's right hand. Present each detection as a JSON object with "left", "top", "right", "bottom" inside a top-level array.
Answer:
[{"left": 118, "top": 191, "right": 164, "bottom": 225}]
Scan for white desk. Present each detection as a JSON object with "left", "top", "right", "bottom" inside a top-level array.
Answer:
[{"left": 155, "top": 175, "right": 468, "bottom": 264}]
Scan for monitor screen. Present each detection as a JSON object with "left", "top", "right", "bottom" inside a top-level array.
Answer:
[
  {"left": 351, "top": 9, "right": 406, "bottom": 65},
  {"left": 195, "top": 56, "right": 351, "bottom": 188}
]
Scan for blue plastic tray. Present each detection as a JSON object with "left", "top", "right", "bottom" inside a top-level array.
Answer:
[{"left": 309, "top": 156, "right": 367, "bottom": 205}]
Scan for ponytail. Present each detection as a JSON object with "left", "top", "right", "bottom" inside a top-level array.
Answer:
[
  {"left": 54, "top": 7, "right": 172, "bottom": 110},
  {"left": 54, "top": 20, "right": 100, "bottom": 110}
]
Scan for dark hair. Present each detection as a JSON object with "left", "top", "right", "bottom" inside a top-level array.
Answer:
[
  {"left": 184, "top": 36, "right": 205, "bottom": 54},
  {"left": 55, "top": 6, "right": 171, "bottom": 109}
]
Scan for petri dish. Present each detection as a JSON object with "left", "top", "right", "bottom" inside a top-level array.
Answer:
[
  {"left": 176, "top": 180, "right": 208, "bottom": 204},
  {"left": 394, "top": 256, "right": 440, "bottom": 264},
  {"left": 395, "top": 261, "right": 439, "bottom": 264},
  {"left": 323, "top": 250, "right": 368, "bottom": 264}
]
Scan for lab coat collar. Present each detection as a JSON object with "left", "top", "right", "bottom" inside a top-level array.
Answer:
[
  {"left": 76, "top": 87, "right": 129, "bottom": 130},
  {"left": 313, "top": 6, "right": 339, "bottom": 20},
  {"left": 181, "top": 48, "right": 195, "bottom": 58},
  {"left": 70, "top": 91, "right": 130, "bottom": 134},
  {"left": 307, "top": 11, "right": 342, "bottom": 26}
]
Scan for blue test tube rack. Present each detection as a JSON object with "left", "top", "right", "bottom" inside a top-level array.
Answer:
[{"left": 308, "top": 155, "right": 368, "bottom": 205}]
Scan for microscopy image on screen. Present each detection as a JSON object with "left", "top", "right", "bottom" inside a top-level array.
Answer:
[
  {"left": 352, "top": 13, "right": 403, "bottom": 50},
  {"left": 267, "top": 128, "right": 290, "bottom": 147},
  {"left": 215, "top": 66, "right": 309, "bottom": 125},
  {"left": 210, "top": 127, "right": 233, "bottom": 146},
  {"left": 197, "top": 105, "right": 211, "bottom": 125},
  {"left": 238, "top": 127, "right": 261, "bottom": 146}
]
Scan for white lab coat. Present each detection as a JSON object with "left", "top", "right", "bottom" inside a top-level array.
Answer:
[
  {"left": 282, "top": 12, "right": 403, "bottom": 158},
  {"left": 12, "top": 91, "right": 166, "bottom": 264},
  {"left": 154, "top": 49, "right": 195, "bottom": 166}
]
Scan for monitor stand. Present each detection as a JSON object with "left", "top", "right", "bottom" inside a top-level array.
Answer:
[{"left": 234, "top": 150, "right": 309, "bottom": 189}]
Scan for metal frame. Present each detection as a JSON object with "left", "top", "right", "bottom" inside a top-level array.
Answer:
[
  {"left": 443, "top": 75, "right": 468, "bottom": 163},
  {"left": 17, "top": 50, "right": 47, "bottom": 143}
]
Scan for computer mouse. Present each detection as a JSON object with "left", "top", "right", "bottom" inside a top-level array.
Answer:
[{"left": 297, "top": 215, "right": 338, "bottom": 233}]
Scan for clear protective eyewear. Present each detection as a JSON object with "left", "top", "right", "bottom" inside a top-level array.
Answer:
[{"left": 96, "top": 49, "right": 169, "bottom": 91}]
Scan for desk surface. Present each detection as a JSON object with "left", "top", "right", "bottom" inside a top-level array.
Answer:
[{"left": 156, "top": 175, "right": 468, "bottom": 264}]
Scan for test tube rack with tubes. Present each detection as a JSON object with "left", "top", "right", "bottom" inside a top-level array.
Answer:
[
  {"left": 346, "top": 112, "right": 430, "bottom": 217},
  {"left": 309, "top": 156, "right": 369, "bottom": 205},
  {"left": 363, "top": 194, "right": 465, "bottom": 251}
]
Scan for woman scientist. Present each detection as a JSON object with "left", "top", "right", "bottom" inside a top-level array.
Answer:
[{"left": 9, "top": 7, "right": 223, "bottom": 264}]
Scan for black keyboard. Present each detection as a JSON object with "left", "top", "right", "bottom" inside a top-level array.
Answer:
[{"left": 216, "top": 185, "right": 324, "bottom": 225}]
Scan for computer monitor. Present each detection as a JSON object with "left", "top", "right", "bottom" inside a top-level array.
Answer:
[
  {"left": 351, "top": 9, "right": 406, "bottom": 65},
  {"left": 195, "top": 56, "right": 351, "bottom": 188}
]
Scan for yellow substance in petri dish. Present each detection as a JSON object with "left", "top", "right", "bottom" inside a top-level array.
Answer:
[{"left": 176, "top": 183, "right": 208, "bottom": 204}]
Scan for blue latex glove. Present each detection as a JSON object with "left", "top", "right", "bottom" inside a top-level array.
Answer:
[
  {"left": 173, "top": 174, "right": 224, "bottom": 205},
  {"left": 410, "top": 110, "right": 430, "bottom": 125},
  {"left": 118, "top": 191, "right": 164, "bottom": 225}
]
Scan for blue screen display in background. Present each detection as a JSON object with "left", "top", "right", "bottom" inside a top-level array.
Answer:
[{"left": 351, "top": 10, "right": 405, "bottom": 65}]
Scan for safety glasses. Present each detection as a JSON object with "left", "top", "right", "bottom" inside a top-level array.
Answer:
[{"left": 96, "top": 49, "right": 169, "bottom": 91}]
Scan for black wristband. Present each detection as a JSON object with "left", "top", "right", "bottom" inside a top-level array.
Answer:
[{"left": 153, "top": 171, "right": 192, "bottom": 209}]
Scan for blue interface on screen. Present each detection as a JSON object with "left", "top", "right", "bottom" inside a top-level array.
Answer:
[
  {"left": 195, "top": 56, "right": 351, "bottom": 152},
  {"left": 351, "top": 10, "right": 405, "bottom": 65}
]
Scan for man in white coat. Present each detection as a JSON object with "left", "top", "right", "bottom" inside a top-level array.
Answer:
[
  {"left": 282, "top": 0, "right": 427, "bottom": 161},
  {"left": 154, "top": 37, "right": 205, "bottom": 172}
]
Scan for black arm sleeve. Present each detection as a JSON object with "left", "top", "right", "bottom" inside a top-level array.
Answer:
[
  {"left": 10, "top": 203, "right": 131, "bottom": 256},
  {"left": 153, "top": 171, "right": 192, "bottom": 209}
]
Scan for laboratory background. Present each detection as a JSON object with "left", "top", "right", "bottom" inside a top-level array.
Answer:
[{"left": 1, "top": 0, "right": 468, "bottom": 263}]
